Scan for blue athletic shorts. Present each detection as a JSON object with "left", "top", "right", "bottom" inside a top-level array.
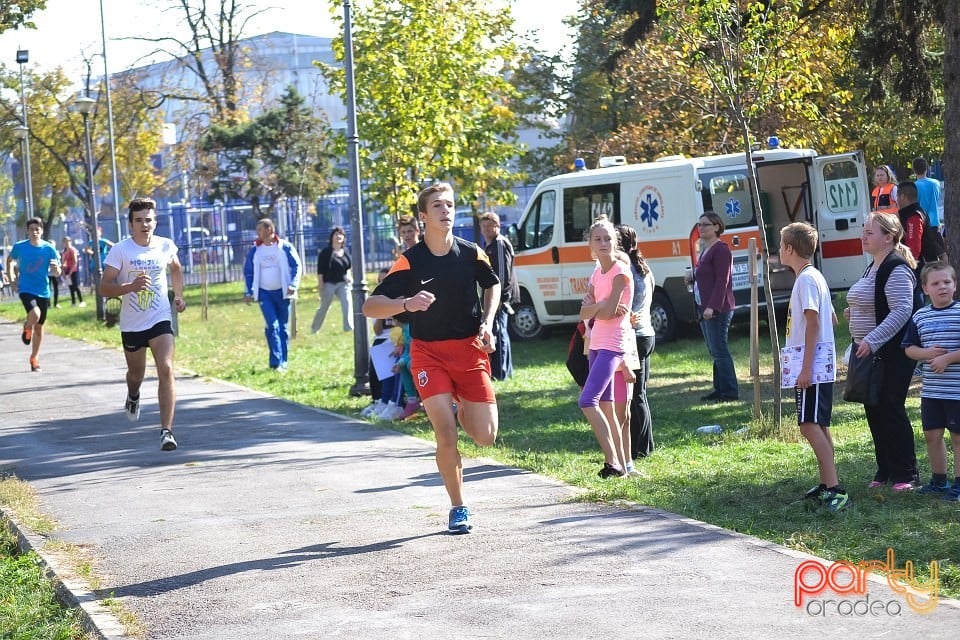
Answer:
[{"left": 920, "top": 397, "right": 960, "bottom": 434}]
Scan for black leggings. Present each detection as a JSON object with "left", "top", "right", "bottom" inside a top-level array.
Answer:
[
  {"left": 48, "top": 276, "right": 59, "bottom": 306},
  {"left": 68, "top": 272, "right": 83, "bottom": 304}
]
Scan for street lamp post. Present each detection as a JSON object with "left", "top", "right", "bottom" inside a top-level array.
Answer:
[
  {"left": 76, "top": 96, "right": 105, "bottom": 322},
  {"left": 15, "top": 49, "right": 34, "bottom": 218},
  {"left": 343, "top": 0, "right": 370, "bottom": 397},
  {"left": 99, "top": 0, "right": 123, "bottom": 240},
  {"left": 11, "top": 125, "right": 30, "bottom": 216}
]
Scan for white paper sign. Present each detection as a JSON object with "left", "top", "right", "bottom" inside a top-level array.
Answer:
[
  {"left": 370, "top": 338, "right": 398, "bottom": 380},
  {"left": 780, "top": 341, "right": 836, "bottom": 389}
]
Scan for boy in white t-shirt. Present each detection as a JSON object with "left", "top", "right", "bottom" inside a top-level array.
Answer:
[
  {"left": 780, "top": 222, "right": 847, "bottom": 512},
  {"left": 100, "top": 198, "right": 186, "bottom": 452}
]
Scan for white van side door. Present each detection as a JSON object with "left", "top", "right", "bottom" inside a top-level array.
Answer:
[{"left": 810, "top": 152, "right": 871, "bottom": 289}]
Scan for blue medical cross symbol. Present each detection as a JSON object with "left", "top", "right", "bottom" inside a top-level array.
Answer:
[
  {"left": 640, "top": 193, "right": 660, "bottom": 228},
  {"left": 725, "top": 198, "right": 741, "bottom": 217}
]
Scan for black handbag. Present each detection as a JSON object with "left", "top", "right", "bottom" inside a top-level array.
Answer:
[
  {"left": 566, "top": 321, "right": 589, "bottom": 388},
  {"left": 843, "top": 346, "right": 884, "bottom": 406}
]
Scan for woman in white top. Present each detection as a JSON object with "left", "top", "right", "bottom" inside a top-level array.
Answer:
[{"left": 243, "top": 218, "right": 302, "bottom": 371}]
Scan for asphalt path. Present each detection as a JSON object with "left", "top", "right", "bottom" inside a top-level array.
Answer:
[{"left": 0, "top": 317, "right": 957, "bottom": 639}]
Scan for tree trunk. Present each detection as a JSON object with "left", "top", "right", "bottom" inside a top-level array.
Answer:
[
  {"left": 740, "top": 118, "right": 782, "bottom": 428},
  {"left": 945, "top": 0, "right": 960, "bottom": 274}
]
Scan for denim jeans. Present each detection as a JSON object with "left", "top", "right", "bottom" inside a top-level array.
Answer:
[
  {"left": 258, "top": 288, "right": 290, "bottom": 369},
  {"left": 700, "top": 310, "right": 738, "bottom": 399}
]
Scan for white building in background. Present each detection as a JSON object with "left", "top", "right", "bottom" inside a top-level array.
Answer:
[
  {"left": 117, "top": 31, "right": 345, "bottom": 146},
  {"left": 112, "top": 32, "right": 347, "bottom": 247}
]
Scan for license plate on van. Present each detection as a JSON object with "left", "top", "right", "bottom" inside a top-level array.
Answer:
[{"left": 732, "top": 259, "right": 763, "bottom": 290}]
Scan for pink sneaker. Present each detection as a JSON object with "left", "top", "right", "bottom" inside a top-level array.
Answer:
[
  {"left": 867, "top": 481, "right": 884, "bottom": 488},
  {"left": 400, "top": 400, "right": 420, "bottom": 420},
  {"left": 892, "top": 482, "right": 915, "bottom": 492}
]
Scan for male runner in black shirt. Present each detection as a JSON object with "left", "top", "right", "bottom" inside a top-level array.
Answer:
[{"left": 363, "top": 182, "right": 500, "bottom": 534}]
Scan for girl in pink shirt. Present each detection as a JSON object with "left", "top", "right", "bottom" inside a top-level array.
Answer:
[{"left": 578, "top": 216, "right": 634, "bottom": 478}]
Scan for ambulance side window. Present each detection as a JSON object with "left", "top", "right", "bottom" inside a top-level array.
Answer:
[
  {"left": 820, "top": 160, "right": 860, "bottom": 214},
  {"left": 563, "top": 183, "right": 620, "bottom": 242},
  {"left": 517, "top": 190, "right": 557, "bottom": 250},
  {"left": 700, "top": 171, "right": 756, "bottom": 229}
]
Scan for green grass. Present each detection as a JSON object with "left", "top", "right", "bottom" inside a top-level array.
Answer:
[
  {"left": 0, "top": 525, "right": 86, "bottom": 639},
  {"left": 3, "top": 282, "right": 960, "bottom": 600}
]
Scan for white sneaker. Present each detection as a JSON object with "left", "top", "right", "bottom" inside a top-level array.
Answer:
[
  {"left": 375, "top": 401, "right": 399, "bottom": 420},
  {"left": 160, "top": 429, "right": 178, "bottom": 451},
  {"left": 370, "top": 401, "right": 390, "bottom": 419},
  {"left": 381, "top": 403, "right": 405, "bottom": 420},
  {"left": 125, "top": 394, "right": 140, "bottom": 422},
  {"left": 360, "top": 402, "right": 379, "bottom": 418}
]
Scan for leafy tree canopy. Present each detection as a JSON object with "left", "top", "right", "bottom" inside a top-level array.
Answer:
[
  {"left": 0, "top": 0, "right": 46, "bottom": 34},
  {"left": 0, "top": 66, "right": 164, "bottom": 233},
  {"left": 321, "top": 0, "right": 531, "bottom": 218},
  {"left": 201, "top": 85, "right": 335, "bottom": 217}
]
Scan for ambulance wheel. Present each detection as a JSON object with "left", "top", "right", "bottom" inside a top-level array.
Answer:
[
  {"left": 650, "top": 291, "right": 677, "bottom": 343},
  {"left": 509, "top": 294, "right": 545, "bottom": 341}
]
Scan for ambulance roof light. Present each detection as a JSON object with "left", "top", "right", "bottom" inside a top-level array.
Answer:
[{"left": 597, "top": 155, "right": 627, "bottom": 168}]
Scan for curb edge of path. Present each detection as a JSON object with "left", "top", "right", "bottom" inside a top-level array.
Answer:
[{"left": 2, "top": 505, "right": 132, "bottom": 640}]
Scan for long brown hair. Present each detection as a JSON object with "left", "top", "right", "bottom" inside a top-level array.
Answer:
[{"left": 616, "top": 224, "right": 650, "bottom": 276}]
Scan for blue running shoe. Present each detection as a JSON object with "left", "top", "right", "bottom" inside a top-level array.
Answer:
[
  {"left": 448, "top": 506, "right": 473, "bottom": 534},
  {"left": 943, "top": 483, "right": 960, "bottom": 502},
  {"left": 917, "top": 480, "right": 949, "bottom": 495}
]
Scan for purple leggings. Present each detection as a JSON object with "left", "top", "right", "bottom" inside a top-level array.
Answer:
[{"left": 578, "top": 349, "right": 624, "bottom": 408}]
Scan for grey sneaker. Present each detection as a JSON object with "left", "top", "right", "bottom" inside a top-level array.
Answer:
[
  {"left": 125, "top": 394, "right": 140, "bottom": 422},
  {"left": 160, "top": 429, "right": 178, "bottom": 451}
]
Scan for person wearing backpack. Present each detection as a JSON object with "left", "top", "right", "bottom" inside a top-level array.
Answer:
[{"left": 897, "top": 181, "right": 947, "bottom": 303}]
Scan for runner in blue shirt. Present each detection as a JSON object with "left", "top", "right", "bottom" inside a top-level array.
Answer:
[{"left": 6, "top": 217, "right": 61, "bottom": 372}]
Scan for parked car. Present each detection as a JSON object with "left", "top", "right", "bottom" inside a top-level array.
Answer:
[
  {"left": 453, "top": 209, "right": 476, "bottom": 243},
  {"left": 177, "top": 227, "right": 233, "bottom": 266}
]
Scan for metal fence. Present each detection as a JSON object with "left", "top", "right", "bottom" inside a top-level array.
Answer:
[{"left": 161, "top": 184, "right": 535, "bottom": 287}]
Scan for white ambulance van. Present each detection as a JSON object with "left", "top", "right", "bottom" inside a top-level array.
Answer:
[{"left": 506, "top": 147, "right": 870, "bottom": 341}]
